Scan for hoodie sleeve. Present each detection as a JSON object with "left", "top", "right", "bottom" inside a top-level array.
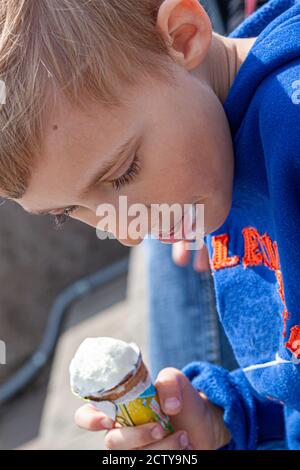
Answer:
[{"left": 182, "top": 361, "right": 285, "bottom": 450}]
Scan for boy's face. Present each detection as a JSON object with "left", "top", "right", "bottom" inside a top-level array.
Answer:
[
  {"left": 7, "top": 0, "right": 236, "bottom": 246},
  {"left": 14, "top": 64, "right": 234, "bottom": 246}
]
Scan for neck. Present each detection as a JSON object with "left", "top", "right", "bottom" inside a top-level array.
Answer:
[{"left": 192, "top": 33, "right": 257, "bottom": 104}]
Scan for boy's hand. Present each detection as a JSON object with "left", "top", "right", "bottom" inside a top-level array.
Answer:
[
  {"left": 172, "top": 242, "right": 211, "bottom": 272},
  {"left": 75, "top": 368, "right": 231, "bottom": 450}
]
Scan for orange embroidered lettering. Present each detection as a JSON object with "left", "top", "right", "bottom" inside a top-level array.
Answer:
[
  {"left": 285, "top": 326, "right": 300, "bottom": 358},
  {"left": 260, "top": 235, "right": 280, "bottom": 271},
  {"left": 211, "top": 234, "right": 240, "bottom": 271},
  {"left": 211, "top": 227, "right": 291, "bottom": 339},
  {"left": 242, "top": 227, "right": 263, "bottom": 268},
  {"left": 275, "top": 270, "right": 289, "bottom": 337}
]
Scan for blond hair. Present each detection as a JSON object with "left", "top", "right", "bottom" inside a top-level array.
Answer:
[{"left": 0, "top": 0, "right": 176, "bottom": 199}]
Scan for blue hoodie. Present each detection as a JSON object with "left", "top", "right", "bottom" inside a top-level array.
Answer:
[{"left": 182, "top": 0, "right": 300, "bottom": 450}]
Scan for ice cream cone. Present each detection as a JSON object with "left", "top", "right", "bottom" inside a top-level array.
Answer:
[
  {"left": 69, "top": 337, "right": 174, "bottom": 433},
  {"left": 89, "top": 357, "right": 174, "bottom": 432},
  {"left": 85, "top": 355, "right": 147, "bottom": 402}
]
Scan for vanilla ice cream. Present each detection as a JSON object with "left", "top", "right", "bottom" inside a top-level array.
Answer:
[{"left": 69, "top": 337, "right": 140, "bottom": 398}]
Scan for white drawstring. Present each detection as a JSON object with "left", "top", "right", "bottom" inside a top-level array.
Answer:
[{"left": 243, "top": 353, "right": 291, "bottom": 373}]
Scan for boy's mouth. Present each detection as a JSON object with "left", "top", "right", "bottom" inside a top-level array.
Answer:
[{"left": 157, "top": 204, "right": 198, "bottom": 244}]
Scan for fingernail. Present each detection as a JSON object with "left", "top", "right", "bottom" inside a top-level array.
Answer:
[
  {"left": 151, "top": 425, "right": 164, "bottom": 440},
  {"left": 164, "top": 397, "right": 181, "bottom": 411},
  {"left": 100, "top": 418, "right": 114, "bottom": 429},
  {"left": 187, "top": 445, "right": 194, "bottom": 451},
  {"left": 179, "top": 433, "right": 189, "bottom": 448}
]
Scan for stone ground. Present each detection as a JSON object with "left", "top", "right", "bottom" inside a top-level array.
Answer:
[{"left": 1, "top": 243, "right": 148, "bottom": 450}]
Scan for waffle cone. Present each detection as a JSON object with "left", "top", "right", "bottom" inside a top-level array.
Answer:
[{"left": 86, "top": 359, "right": 149, "bottom": 403}]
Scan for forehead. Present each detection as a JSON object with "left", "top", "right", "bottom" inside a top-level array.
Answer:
[
  {"left": 30, "top": 76, "right": 163, "bottom": 182},
  {"left": 41, "top": 83, "right": 147, "bottom": 164},
  {"left": 17, "top": 89, "right": 144, "bottom": 211},
  {"left": 44, "top": 99, "right": 123, "bottom": 160},
  {"left": 15, "top": 74, "right": 173, "bottom": 212}
]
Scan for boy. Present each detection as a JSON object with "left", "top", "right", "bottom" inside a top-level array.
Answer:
[{"left": 1, "top": 0, "right": 300, "bottom": 449}]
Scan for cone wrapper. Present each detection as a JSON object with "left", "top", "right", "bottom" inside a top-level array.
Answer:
[{"left": 88, "top": 360, "right": 174, "bottom": 433}]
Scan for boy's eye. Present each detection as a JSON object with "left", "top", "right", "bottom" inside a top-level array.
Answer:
[
  {"left": 52, "top": 206, "right": 79, "bottom": 229},
  {"left": 50, "top": 155, "right": 141, "bottom": 229},
  {"left": 110, "top": 154, "right": 141, "bottom": 191}
]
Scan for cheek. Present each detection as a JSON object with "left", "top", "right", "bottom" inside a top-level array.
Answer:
[
  {"left": 144, "top": 136, "right": 207, "bottom": 200},
  {"left": 160, "top": 159, "right": 205, "bottom": 200},
  {"left": 142, "top": 144, "right": 201, "bottom": 198}
]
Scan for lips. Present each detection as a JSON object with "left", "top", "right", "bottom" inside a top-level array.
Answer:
[
  {"left": 157, "top": 214, "right": 184, "bottom": 240},
  {"left": 157, "top": 205, "right": 197, "bottom": 242}
]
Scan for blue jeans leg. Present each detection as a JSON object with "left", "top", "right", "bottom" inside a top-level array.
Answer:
[{"left": 144, "top": 238, "right": 237, "bottom": 379}]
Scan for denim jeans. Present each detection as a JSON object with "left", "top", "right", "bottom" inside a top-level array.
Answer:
[{"left": 144, "top": 238, "right": 286, "bottom": 450}]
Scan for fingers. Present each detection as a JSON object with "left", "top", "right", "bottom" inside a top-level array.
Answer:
[
  {"left": 155, "top": 367, "right": 188, "bottom": 416},
  {"left": 172, "top": 241, "right": 211, "bottom": 273},
  {"left": 172, "top": 241, "right": 191, "bottom": 266},
  {"left": 193, "top": 244, "right": 211, "bottom": 272},
  {"left": 74, "top": 404, "right": 114, "bottom": 431},
  {"left": 105, "top": 422, "right": 167, "bottom": 450},
  {"left": 142, "top": 431, "right": 191, "bottom": 451},
  {"left": 105, "top": 425, "right": 191, "bottom": 451},
  {"left": 75, "top": 403, "right": 191, "bottom": 451}
]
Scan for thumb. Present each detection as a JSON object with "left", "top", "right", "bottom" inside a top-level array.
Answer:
[
  {"left": 154, "top": 367, "right": 185, "bottom": 416},
  {"left": 155, "top": 368, "right": 216, "bottom": 449}
]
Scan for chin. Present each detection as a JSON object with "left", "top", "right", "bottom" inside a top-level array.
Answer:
[{"left": 206, "top": 198, "right": 232, "bottom": 235}]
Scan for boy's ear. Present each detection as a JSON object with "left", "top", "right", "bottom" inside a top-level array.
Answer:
[{"left": 156, "top": 0, "right": 212, "bottom": 71}]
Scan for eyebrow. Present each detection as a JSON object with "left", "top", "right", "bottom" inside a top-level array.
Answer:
[{"left": 29, "top": 135, "right": 138, "bottom": 216}]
